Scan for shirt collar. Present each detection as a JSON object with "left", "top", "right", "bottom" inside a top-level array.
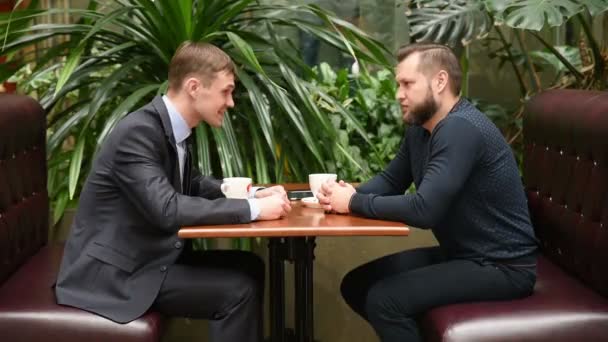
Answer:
[{"left": 162, "top": 95, "right": 191, "bottom": 145}]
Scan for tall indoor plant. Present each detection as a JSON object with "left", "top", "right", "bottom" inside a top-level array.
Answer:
[
  {"left": 404, "top": 0, "right": 608, "bottom": 157},
  {"left": 1, "top": 0, "right": 391, "bottom": 230}
]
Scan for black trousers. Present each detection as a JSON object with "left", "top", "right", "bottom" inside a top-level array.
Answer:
[
  {"left": 153, "top": 249, "right": 265, "bottom": 342},
  {"left": 341, "top": 247, "right": 536, "bottom": 342}
]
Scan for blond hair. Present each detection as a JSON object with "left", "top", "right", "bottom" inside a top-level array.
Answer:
[{"left": 168, "top": 41, "right": 235, "bottom": 90}]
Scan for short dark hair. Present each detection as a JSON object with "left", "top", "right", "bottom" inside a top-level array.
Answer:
[
  {"left": 397, "top": 43, "right": 462, "bottom": 95},
  {"left": 168, "top": 41, "right": 235, "bottom": 90}
]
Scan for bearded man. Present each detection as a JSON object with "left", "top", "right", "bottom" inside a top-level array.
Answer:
[{"left": 317, "top": 43, "right": 538, "bottom": 342}]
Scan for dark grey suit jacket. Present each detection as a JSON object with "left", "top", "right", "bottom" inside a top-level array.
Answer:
[{"left": 55, "top": 96, "right": 251, "bottom": 323}]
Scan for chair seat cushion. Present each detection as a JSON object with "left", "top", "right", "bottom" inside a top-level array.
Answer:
[
  {"left": 421, "top": 255, "right": 608, "bottom": 342},
  {"left": 0, "top": 244, "right": 165, "bottom": 342}
]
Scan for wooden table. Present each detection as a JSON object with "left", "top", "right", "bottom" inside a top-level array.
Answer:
[{"left": 179, "top": 184, "right": 409, "bottom": 342}]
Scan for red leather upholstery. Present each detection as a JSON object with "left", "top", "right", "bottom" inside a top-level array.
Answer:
[
  {"left": 0, "top": 94, "right": 165, "bottom": 341},
  {"left": 0, "top": 94, "right": 47, "bottom": 284},
  {"left": 523, "top": 90, "right": 608, "bottom": 295},
  {"left": 421, "top": 90, "right": 608, "bottom": 341},
  {"left": 420, "top": 256, "right": 608, "bottom": 341},
  {"left": 0, "top": 244, "right": 165, "bottom": 342}
]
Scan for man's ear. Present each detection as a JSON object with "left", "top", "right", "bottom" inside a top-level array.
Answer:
[
  {"left": 435, "top": 70, "right": 449, "bottom": 94},
  {"left": 184, "top": 77, "right": 200, "bottom": 97}
]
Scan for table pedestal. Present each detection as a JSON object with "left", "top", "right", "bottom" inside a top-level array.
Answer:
[{"left": 269, "top": 237, "right": 317, "bottom": 342}]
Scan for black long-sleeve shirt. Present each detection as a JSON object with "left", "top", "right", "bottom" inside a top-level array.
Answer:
[{"left": 350, "top": 98, "right": 538, "bottom": 261}]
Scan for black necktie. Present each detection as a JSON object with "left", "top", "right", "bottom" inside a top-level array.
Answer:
[{"left": 182, "top": 141, "right": 191, "bottom": 195}]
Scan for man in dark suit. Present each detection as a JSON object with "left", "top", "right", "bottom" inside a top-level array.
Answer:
[{"left": 55, "top": 41, "right": 291, "bottom": 342}]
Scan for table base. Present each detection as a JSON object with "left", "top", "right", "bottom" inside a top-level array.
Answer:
[{"left": 268, "top": 237, "right": 317, "bottom": 342}]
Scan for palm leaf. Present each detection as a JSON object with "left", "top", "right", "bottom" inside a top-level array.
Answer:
[
  {"left": 529, "top": 32, "right": 584, "bottom": 81},
  {"left": 583, "top": 0, "right": 608, "bottom": 15},
  {"left": 2, "top": 0, "right": 391, "bottom": 226},
  {"left": 406, "top": 0, "right": 491, "bottom": 46},
  {"left": 211, "top": 112, "right": 245, "bottom": 177},
  {"left": 529, "top": 45, "right": 582, "bottom": 73},
  {"left": 249, "top": 117, "right": 270, "bottom": 184},
  {"left": 52, "top": 191, "right": 69, "bottom": 226},
  {"left": 96, "top": 84, "right": 160, "bottom": 146},
  {"left": 234, "top": 68, "right": 276, "bottom": 158},
  {"left": 68, "top": 136, "right": 86, "bottom": 200},
  {"left": 200, "top": 0, "right": 254, "bottom": 39},
  {"left": 226, "top": 32, "right": 268, "bottom": 77},
  {"left": 487, "top": 0, "right": 584, "bottom": 31},
  {"left": 47, "top": 104, "right": 90, "bottom": 154},
  {"left": 195, "top": 124, "right": 213, "bottom": 176}
]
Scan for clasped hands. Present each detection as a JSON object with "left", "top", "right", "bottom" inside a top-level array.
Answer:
[
  {"left": 254, "top": 185, "right": 291, "bottom": 220},
  {"left": 316, "top": 180, "right": 356, "bottom": 214},
  {"left": 251, "top": 181, "right": 356, "bottom": 220}
]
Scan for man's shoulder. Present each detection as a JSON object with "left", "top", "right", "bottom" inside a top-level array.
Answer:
[
  {"left": 444, "top": 99, "right": 511, "bottom": 155},
  {"left": 445, "top": 99, "right": 502, "bottom": 138},
  {"left": 439, "top": 114, "right": 483, "bottom": 137},
  {"left": 449, "top": 99, "right": 489, "bottom": 124},
  {"left": 113, "top": 100, "right": 163, "bottom": 137}
]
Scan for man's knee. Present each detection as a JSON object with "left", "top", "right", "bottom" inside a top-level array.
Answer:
[
  {"left": 219, "top": 273, "right": 260, "bottom": 317},
  {"left": 248, "top": 253, "right": 265, "bottom": 276},
  {"left": 237, "top": 251, "right": 265, "bottom": 280},
  {"left": 364, "top": 282, "right": 406, "bottom": 323},
  {"left": 340, "top": 269, "right": 357, "bottom": 302},
  {"left": 236, "top": 272, "right": 260, "bottom": 298}
]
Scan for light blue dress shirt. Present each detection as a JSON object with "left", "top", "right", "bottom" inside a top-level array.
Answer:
[{"left": 162, "top": 95, "right": 260, "bottom": 220}]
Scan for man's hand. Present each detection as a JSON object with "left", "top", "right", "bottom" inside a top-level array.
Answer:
[
  {"left": 316, "top": 179, "right": 335, "bottom": 204},
  {"left": 256, "top": 194, "right": 291, "bottom": 220},
  {"left": 255, "top": 185, "right": 287, "bottom": 200},
  {"left": 317, "top": 180, "right": 356, "bottom": 214}
]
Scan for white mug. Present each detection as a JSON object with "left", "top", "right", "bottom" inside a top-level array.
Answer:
[
  {"left": 220, "top": 177, "right": 252, "bottom": 199},
  {"left": 309, "top": 173, "right": 337, "bottom": 200}
]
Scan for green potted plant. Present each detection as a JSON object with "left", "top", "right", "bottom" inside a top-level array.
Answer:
[{"left": 1, "top": 0, "right": 391, "bottom": 245}]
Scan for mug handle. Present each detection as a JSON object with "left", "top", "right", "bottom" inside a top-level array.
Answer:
[{"left": 220, "top": 183, "right": 230, "bottom": 195}]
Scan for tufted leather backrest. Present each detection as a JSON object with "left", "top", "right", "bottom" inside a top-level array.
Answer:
[
  {"left": 523, "top": 89, "right": 608, "bottom": 297},
  {"left": 0, "top": 94, "right": 48, "bottom": 284}
]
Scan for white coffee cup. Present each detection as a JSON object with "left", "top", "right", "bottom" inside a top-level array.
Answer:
[
  {"left": 309, "top": 173, "right": 337, "bottom": 200},
  {"left": 220, "top": 177, "right": 252, "bottom": 199}
]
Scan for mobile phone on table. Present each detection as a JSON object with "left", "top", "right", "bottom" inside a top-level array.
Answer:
[{"left": 287, "top": 190, "right": 313, "bottom": 201}]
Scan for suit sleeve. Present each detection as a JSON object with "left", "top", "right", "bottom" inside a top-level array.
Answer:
[
  {"left": 357, "top": 133, "right": 413, "bottom": 195},
  {"left": 349, "top": 118, "right": 483, "bottom": 228},
  {"left": 188, "top": 162, "right": 225, "bottom": 199},
  {"left": 112, "top": 123, "right": 251, "bottom": 233}
]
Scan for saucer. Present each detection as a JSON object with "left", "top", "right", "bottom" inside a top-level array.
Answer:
[{"left": 301, "top": 197, "right": 324, "bottom": 209}]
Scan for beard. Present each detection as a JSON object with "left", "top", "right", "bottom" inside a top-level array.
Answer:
[{"left": 403, "top": 87, "right": 438, "bottom": 126}]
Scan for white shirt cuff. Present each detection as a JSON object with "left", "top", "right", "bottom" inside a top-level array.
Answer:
[
  {"left": 249, "top": 186, "right": 264, "bottom": 198},
  {"left": 247, "top": 198, "right": 261, "bottom": 221}
]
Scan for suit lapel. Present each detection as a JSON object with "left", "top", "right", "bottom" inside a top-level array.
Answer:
[{"left": 151, "top": 96, "right": 182, "bottom": 192}]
